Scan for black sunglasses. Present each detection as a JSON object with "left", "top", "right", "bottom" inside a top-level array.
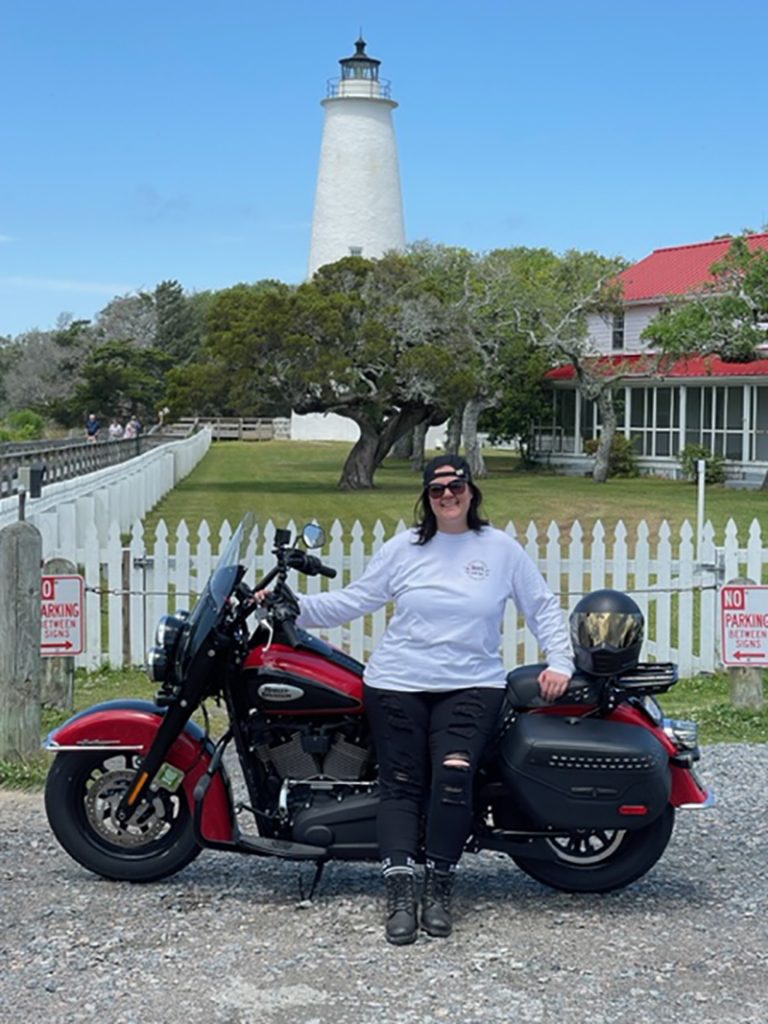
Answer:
[{"left": 426, "top": 479, "right": 468, "bottom": 499}]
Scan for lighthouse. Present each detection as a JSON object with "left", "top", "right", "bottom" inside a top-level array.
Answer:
[{"left": 308, "top": 37, "right": 406, "bottom": 277}]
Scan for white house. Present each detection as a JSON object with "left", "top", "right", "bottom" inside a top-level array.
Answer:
[{"left": 534, "top": 233, "right": 768, "bottom": 485}]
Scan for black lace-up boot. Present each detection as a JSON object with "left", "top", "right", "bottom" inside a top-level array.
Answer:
[
  {"left": 383, "top": 868, "right": 418, "bottom": 945},
  {"left": 421, "top": 863, "right": 455, "bottom": 937}
]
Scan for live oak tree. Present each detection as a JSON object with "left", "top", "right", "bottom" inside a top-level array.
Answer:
[
  {"left": 187, "top": 256, "right": 470, "bottom": 489},
  {"left": 485, "top": 247, "right": 630, "bottom": 484}
]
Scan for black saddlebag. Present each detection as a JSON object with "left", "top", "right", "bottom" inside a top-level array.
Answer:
[{"left": 497, "top": 714, "right": 671, "bottom": 831}]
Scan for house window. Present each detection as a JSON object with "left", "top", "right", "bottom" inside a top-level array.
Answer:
[
  {"left": 752, "top": 386, "right": 768, "bottom": 460},
  {"left": 612, "top": 313, "right": 625, "bottom": 350},
  {"left": 685, "top": 385, "right": 743, "bottom": 458},
  {"left": 349, "top": 246, "right": 363, "bottom": 257},
  {"left": 628, "top": 386, "right": 680, "bottom": 456}
]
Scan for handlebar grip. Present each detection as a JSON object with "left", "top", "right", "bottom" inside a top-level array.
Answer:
[{"left": 318, "top": 564, "right": 337, "bottom": 579}]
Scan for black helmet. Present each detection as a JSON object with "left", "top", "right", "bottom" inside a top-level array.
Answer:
[{"left": 569, "top": 589, "right": 644, "bottom": 677}]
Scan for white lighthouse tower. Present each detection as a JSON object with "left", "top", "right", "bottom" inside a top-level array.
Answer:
[{"left": 308, "top": 37, "right": 406, "bottom": 277}]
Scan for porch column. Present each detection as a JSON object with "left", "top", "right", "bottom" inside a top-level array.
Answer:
[
  {"left": 678, "top": 385, "right": 687, "bottom": 457},
  {"left": 743, "top": 384, "right": 752, "bottom": 462}
]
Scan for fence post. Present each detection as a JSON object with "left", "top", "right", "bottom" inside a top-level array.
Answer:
[
  {"left": 0, "top": 521, "right": 42, "bottom": 758},
  {"left": 41, "top": 556, "right": 76, "bottom": 710}
]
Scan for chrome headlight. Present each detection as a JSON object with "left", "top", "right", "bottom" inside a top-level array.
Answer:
[
  {"left": 154, "top": 612, "right": 188, "bottom": 649},
  {"left": 147, "top": 646, "right": 169, "bottom": 683},
  {"left": 147, "top": 612, "right": 189, "bottom": 683}
]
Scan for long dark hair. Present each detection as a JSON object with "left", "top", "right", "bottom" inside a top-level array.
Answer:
[{"left": 412, "top": 482, "right": 489, "bottom": 545}]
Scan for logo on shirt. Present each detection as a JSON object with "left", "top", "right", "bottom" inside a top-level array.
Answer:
[{"left": 464, "top": 560, "right": 490, "bottom": 580}]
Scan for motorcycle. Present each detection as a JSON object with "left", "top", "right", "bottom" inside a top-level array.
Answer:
[{"left": 44, "top": 517, "right": 713, "bottom": 894}]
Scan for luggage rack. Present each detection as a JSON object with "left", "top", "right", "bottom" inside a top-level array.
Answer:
[{"left": 614, "top": 662, "right": 678, "bottom": 694}]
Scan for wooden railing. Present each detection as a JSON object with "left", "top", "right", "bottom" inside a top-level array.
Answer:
[
  {"left": 0, "top": 434, "right": 172, "bottom": 497},
  {"left": 163, "top": 417, "right": 274, "bottom": 441}
]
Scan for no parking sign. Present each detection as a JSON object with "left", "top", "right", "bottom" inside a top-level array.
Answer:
[
  {"left": 720, "top": 584, "right": 768, "bottom": 667},
  {"left": 41, "top": 574, "right": 85, "bottom": 656}
]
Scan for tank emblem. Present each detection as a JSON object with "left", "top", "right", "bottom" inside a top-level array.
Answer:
[{"left": 258, "top": 683, "right": 305, "bottom": 702}]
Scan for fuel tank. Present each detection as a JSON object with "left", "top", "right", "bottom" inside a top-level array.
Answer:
[{"left": 243, "top": 629, "right": 364, "bottom": 715}]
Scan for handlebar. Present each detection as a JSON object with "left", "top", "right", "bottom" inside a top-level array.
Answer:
[
  {"left": 246, "top": 539, "right": 336, "bottom": 649},
  {"left": 286, "top": 550, "right": 337, "bottom": 579}
]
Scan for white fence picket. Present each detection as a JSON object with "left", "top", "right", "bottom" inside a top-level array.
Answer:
[
  {"left": 106, "top": 521, "right": 123, "bottom": 666},
  {"left": 678, "top": 521, "right": 694, "bottom": 672},
  {"left": 57, "top": 513, "right": 765, "bottom": 678},
  {"left": 700, "top": 521, "right": 718, "bottom": 672}
]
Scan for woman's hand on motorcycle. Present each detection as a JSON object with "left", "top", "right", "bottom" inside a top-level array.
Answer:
[
  {"left": 537, "top": 668, "right": 571, "bottom": 702},
  {"left": 253, "top": 586, "right": 301, "bottom": 620}
]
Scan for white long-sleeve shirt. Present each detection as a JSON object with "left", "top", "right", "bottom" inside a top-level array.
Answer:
[{"left": 296, "top": 526, "right": 574, "bottom": 692}]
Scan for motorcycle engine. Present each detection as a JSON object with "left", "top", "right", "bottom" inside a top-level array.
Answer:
[
  {"left": 246, "top": 717, "right": 379, "bottom": 851},
  {"left": 250, "top": 718, "right": 373, "bottom": 784}
]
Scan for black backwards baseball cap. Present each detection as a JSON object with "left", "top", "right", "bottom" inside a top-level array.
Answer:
[{"left": 422, "top": 454, "right": 474, "bottom": 488}]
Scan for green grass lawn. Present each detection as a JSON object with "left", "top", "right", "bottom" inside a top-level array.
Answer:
[{"left": 142, "top": 440, "right": 766, "bottom": 541}]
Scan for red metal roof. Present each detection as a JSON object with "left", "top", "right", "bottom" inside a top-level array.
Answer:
[
  {"left": 619, "top": 234, "right": 768, "bottom": 302},
  {"left": 548, "top": 353, "right": 768, "bottom": 382}
]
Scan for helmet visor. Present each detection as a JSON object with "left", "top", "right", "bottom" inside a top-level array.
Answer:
[{"left": 570, "top": 611, "right": 643, "bottom": 650}]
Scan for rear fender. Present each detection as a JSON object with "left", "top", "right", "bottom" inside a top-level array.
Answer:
[{"left": 45, "top": 699, "right": 234, "bottom": 842}]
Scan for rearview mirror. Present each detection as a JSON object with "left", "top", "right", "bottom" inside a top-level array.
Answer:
[{"left": 301, "top": 522, "right": 325, "bottom": 549}]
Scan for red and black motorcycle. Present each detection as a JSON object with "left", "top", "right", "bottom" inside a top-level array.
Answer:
[{"left": 44, "top": 518, "right": 713, "bottom": 893}]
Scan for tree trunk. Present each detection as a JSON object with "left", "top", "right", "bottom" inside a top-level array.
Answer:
[
  {"left": 336, "top": 405, "right": 432, "bottom": 489},
  {"left": 445, "top": 409, "right": 463, "bottom": 455},
  {"left": 337, "top": 418, "right": 381, "bottom": 489},
  {"left": 390, "top": 430, "right": 413, "bottom": 460},
  {"left": 462, "top": 398, "right": 488, "bottom": 478},
  {"left": 410, "top": 420, "right": 429, "bottom": 473},
  {"left": 592, "top": 387, "right": 618, "bottom": 484},
  {"left": 373, "top": 406, "right": 432, "bottom": 469}
]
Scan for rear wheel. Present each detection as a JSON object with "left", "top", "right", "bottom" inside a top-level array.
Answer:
[
  {"left": 511, "top": 806, "right": 675, "bottom": 893},
  {"left": 45, "top": 752, "right": 201, "bottom": 882}
]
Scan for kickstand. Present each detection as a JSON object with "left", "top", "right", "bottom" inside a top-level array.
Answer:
[{"left": 298, "top": 860, "right": 326, "bottom": 901}]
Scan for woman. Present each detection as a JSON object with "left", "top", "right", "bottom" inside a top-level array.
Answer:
[{"left": 293, "top": 455, "right": 573, "bottom": 944}]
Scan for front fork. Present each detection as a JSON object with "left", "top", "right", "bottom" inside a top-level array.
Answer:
[
  {"left": 115, "top": 651, "right": 216, "bottom": 824},
  {"left": 115, "top": 699, "right": 197, "bottom": 824}
]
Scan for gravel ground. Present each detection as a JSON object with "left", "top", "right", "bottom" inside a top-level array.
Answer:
[{"left": 1, "top": 745, "right": 766, "bottom": 1024}]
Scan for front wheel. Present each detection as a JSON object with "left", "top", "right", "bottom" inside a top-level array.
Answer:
[
  {"left": 511, "top": 806, "right": 675, "bottom": 893},
  {"left": 45, "top": 752, "right": 202, "bottom": 882}
]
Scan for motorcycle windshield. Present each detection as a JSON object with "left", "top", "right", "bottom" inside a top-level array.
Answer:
[{"left": 175, "top": 515, "right": 253, "bottom": 671}]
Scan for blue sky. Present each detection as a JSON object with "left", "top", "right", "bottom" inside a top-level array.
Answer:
[{"left": 2, "top": 0, "right": 766, "bottom": 337}]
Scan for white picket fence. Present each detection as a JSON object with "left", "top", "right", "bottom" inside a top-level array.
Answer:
[
  {"left": 71, "top": 514, "right": 767, "bottom": 677},
  {"left": 0, "top": 428, "right": 211, "bottom": 544}
]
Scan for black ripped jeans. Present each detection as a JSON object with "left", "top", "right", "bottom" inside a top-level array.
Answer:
[{"left": 364, "top": 684, "right": 505, "bottom": 867}]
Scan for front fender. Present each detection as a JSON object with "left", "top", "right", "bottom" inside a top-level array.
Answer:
[{"left": 45, "top": 699, "right": 234, "bottom": 842}]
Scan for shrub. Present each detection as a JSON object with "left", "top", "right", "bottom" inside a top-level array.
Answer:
[
  {"left": 0, "top": 409, "right": 46, "bottom": 442},
  {"left": 584, "top": 435, "right": 639, "bottom": 477},
  {"left": 679, "top": 444, "right": 726, "bottom": 484}
]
